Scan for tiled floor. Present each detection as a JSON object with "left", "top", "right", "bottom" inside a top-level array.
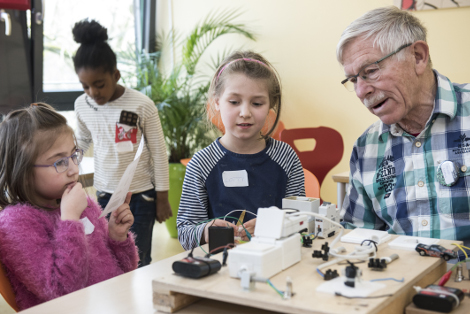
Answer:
[{"left": 0, "top": 221, "right": 184, "bottom": 313}]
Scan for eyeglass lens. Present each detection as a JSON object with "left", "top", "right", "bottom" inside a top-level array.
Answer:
[
  {"left": 344, "top": 63, "right": 382, "bottom": 91},
  {"left": 55, "top": 150, "right": 83, "bottom": 173}
]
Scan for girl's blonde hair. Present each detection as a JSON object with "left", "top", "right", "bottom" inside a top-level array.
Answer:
[
  {"left": 207, "top": 51, "right": 282, "bottom": 139},
  {"left": 0, "top": 103, "right": 75, "bottom": 209}
]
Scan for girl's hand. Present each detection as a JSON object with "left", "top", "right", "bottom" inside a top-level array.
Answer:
[
  {"left": 156, "top": 191, "right": 172, "bottom": 223},
  {"left": 240, "top": 218, "right": 257, "bottom": 241},
  {"left": 61, "top": 182, "right": 88, "bottom": 221},
  {"left": 202, "top": 219, "right": 237, "bottom": 245},
  {"left": 108, "top": 192, "right": 134, "bottom": 242}
]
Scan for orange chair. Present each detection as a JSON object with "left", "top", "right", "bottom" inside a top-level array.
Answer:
[
  {"left": 0, "top": 260, "right": 19, "bottom": 312},
  {"left": 303, "top": 168, "right": 320, "bottom": 198},
  {"left": 180, "top": 158, "right": 191, "bottom": 167},
  {"left": 281, "top": 127, "right": 344, "bottom": 187}
]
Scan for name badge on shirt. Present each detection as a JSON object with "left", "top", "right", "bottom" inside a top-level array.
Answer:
[
  {"left": 437, "top": 160, "right": 459, "bottom": 186},
  {"left": 222, "top": 170, "right": 249, "bottom": 187}
]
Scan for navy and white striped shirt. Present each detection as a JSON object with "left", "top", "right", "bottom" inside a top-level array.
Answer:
[{"left": 177, "top": 138, "right": 305, "bottom": 250}]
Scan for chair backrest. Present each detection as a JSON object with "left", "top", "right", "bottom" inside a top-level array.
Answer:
[
  {"left": 303, "top": 168, "right": 320, "bottom": 198},
  {"left": 281, "top": 127, "right": 344, "bottom": 187},
  {"left": 0, "top": 260, "right": 19, "bottom": 312}
]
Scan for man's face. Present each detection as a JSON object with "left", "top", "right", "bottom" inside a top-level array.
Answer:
[{"left": 342, "top": 38, "right": 418, "bottom": 126}]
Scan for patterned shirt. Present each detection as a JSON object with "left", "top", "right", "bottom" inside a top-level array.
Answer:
[
  {"left": 177, "top": 138, "right": 305, "bottom": 250},
  {"left": 75, "top": 87, "right": 169, "bottom": 193},
  {"left": 342, "top": 70, "right": 470, "bottom": 242}
]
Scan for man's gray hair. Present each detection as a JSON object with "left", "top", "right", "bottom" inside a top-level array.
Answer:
[{"left": 336, "top": 6, "right": 428, "bottom": 64}]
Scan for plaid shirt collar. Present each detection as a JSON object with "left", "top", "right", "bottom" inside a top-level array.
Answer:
[{"left": 378, "top": 70, "right": 457, "bottom": 141}]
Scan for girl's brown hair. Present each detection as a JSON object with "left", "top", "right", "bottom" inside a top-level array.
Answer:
[
  {"left": 0, "top": 103, "right": 74, "bottom": 209},
  {"left": 207, "top": 51, "right": 282, "bottom": 139}
]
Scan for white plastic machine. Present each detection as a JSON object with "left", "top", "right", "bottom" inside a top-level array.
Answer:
[
  {"left": 228, "top": 207, "right": 306, "bottom": 280},
  {"left": 282, "top": 196, "right": 320, "bottom": 234},
  {"left": 282, "top": 197, "right": 339, "bottom": 238}
]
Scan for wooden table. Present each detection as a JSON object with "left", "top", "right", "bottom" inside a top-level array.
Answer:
[
  {"left": 79, "top": 157, "right": 94, "bottom": 188},
  {"left": 20, "top": 231, "right": 460, "bottom": 314},
  {"left": 332, "top": 171, "right": 349, "bottom": 209}
]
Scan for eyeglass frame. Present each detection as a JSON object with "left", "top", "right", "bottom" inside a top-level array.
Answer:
[
  {"left": 34, "top": 148, "right": 84, "bottom": 173},
  {"left": 341, "top": 43, "right": 412, "bottom": 90}
]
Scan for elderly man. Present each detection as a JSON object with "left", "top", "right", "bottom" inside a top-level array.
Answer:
[{"left": 338, "top": 6, "right": 470, "bottom": 242}]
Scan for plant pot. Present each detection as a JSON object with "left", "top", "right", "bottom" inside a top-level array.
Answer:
[{"left": 165, "top": 163, "right": 186, "bottom": 238}]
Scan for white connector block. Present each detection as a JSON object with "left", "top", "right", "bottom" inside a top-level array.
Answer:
[
  {"left": 229, "top": 233, "right": 301, "bottom": 279},
  {"left": 282, "top": 196, "right": 320, "bottom": 233},
  {"left": 315, "top": 202, "right": 339, "bottom": 238}
]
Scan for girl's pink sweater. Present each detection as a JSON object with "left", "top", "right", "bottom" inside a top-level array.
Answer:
[{"left": 0, "top": 197, "right": 139, "bottom": 310}]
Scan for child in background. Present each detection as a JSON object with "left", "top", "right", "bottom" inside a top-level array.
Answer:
[
  {"left": 0, "top": 103, "right": 138, "bottom": 311},
  {"left": 72, "top": 19, "right": 172, "bottom": 267},
  {"left": 177, "top": 51, "right": 305, "bottom": 250}
]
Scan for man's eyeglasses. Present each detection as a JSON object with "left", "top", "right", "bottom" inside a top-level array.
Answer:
[
  {"left": 341, "top": 43, "right": 412, "bottom": 92},
  {"left": 34, "top": 149, "right": 84, "bottom": 173}
]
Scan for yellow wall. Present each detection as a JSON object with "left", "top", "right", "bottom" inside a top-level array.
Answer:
[{"left": 157, "top": 0, "right": 470, "bottom": 204}]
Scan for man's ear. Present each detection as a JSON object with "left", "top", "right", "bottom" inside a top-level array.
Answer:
[
  {"left": 412, "top": 41, "right": 430, "bottom": 75},
  {"left": 114, "top": 69, "right": 121, "bottom": 82}
]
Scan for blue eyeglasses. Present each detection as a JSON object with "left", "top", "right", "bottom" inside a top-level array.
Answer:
[{"left": 34, "top": 149, "right": 84, "bottom": 173}]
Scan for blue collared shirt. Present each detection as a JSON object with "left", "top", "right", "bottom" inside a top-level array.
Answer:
[{"left": 342, "top": 70, "right": 470, "bottom": 242}]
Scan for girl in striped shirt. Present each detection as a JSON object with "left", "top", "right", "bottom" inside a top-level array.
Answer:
[{"left": 177, "top": 51, "right": 305, "bottom": 250}]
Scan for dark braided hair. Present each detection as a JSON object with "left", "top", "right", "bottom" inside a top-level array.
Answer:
[{"left": 72, "top": 19, "right": 116, "bottom": 73}]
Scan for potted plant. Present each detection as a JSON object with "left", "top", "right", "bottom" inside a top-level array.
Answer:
[{"left": 126, "top": 11, "right": 255, "bottom": 237}]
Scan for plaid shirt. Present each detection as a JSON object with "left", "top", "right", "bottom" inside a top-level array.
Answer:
[{"left": 342, "top": 70, "right": 470, "bottom": 242}]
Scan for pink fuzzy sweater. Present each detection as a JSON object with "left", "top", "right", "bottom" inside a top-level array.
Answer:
[{"left": 0, "top": 197, "right": 139, "bottom": 310}]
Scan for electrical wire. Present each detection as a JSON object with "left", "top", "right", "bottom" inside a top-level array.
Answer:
[
  {"left": 335, "top": 292, "right": 393, "bottom": 299},
  {"left": 370, "top": 277, "right": 404, "bottom": 283},
  {"left": 223, "top": 209, "right": 257, "bottom": 222},
  {"left": 266, "top": 279, "right": 284, "bottom": 297},
  {"left": 209, "top": 243, "right": 235, "bottom": 254},
  {"left": 316, "top": 268, "right": 324, "bottom": 277},
  {"left": 452, "top": 243, "right": 469, "bottom": 259}
]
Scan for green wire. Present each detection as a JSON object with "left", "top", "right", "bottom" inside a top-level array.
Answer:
[
  {"left": 192, "top": 215, "right": 251, "bottom": 255},
  {"left": 266, "top": 279, "right": 284, "bottom": 297}
]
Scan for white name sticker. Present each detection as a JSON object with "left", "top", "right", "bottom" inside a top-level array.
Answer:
[{"left": 222, "top": 170, "right": 249, "bottom": 187}]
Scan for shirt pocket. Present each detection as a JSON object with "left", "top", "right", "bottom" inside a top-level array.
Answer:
[{"left": 437, "top": 155, "right": 470, "bottom": 216}]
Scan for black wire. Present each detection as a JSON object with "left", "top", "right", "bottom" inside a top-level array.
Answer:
[
  {"left": 188, "top": 248, "right": 194, "bottom": 258},
  {"left": 335, "top": 292, "right": 393, "bottom": 299},
  {"left": 360, "top": 239, "right": 378, "bottom": 252}
]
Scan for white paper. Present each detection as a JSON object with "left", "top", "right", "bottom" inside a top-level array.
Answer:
[
  {"left": 222, "top": 170, "right": 249, "bottom": 187},
  {"left": 99, "top": 135, "right": 145, "bottom": 218},
  {"left": 80, "top": 217, "right": 95, "bottom": 235}
]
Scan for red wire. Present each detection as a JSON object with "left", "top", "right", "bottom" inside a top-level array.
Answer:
[
  {"left": 209, "top": 243, "right": 235, "bottom": 254},
  {"left": 438, "top": 270, "right": 452, "bottom": 286}
]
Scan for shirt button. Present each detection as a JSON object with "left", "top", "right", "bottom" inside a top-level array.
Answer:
[
  {"left": 418, "top": 181, "right": 424, "bottom": 187},
  {"left": 422, "top": 220, "right": 428, "bottom": 226},
  {"left": 462, "top": 165, "right": 468, "bottom": 172},
  {"left": 415, "top": 141, "right": 422, "bottom": 148}
]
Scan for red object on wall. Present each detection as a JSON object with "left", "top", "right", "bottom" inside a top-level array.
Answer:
[{"left": 0, "top": 0, "right": 30, "bottom": 10}]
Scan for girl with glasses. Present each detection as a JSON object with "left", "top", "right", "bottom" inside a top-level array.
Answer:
[{"left": 0, "top": 103, "right": 138, "bottom": 311}]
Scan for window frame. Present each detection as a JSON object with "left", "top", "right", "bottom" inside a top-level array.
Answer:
[{"left": 31, "top": 0, "right": 156, "bottom": 111}]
